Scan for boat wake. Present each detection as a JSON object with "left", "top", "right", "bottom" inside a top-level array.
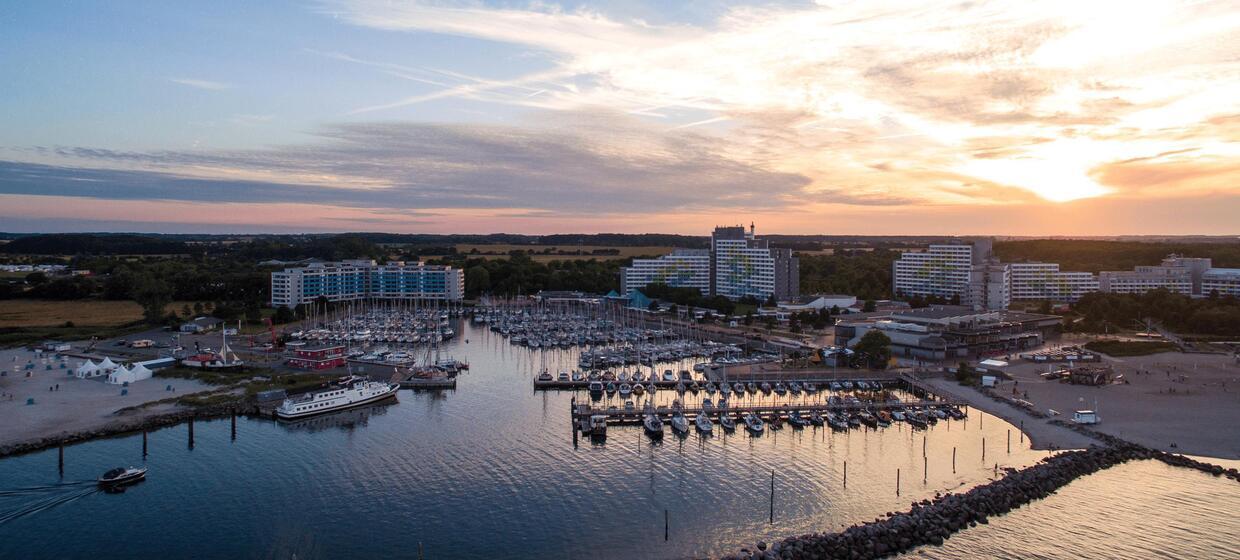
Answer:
[{"left": 0, "top": 481, "right": 98, "bottom": 524}]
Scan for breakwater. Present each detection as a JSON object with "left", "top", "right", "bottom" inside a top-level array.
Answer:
[
  {"left": 727, "top": 441, "right": 1238, "bottom": 560},
  {"left": 0, "top": 401, "right": 250, "bottom": 459}
]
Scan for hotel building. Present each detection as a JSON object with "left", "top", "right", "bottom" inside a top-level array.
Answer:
[
  {"left": 892, "top": 238, "right": 1009, "bottom": 310},
  {"left": 271, "top": 260, "right": 464, "bottom": 308},
  {"left": 1008, "top": 262, "right": 1100, "bottom": 302},
  {"left": 617, "top": 224, "right": 799, "bottom": 302},
  {"left": 1202, "top": 268, "right": 1240, "bottom": 297}
]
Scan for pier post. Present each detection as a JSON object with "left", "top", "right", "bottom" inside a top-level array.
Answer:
[
  {"left": 952, "top": 447, "right": 956, "bottom": 473},
  {"left": 188, "top": 417, "right": 195, "bottom": 449},
  {"left": 665, "top": 509, "right": 669, "bottom": 541},
  {"left": 1007, "top": 429, "right": 1011, "bottom": 454},
  {"left": 923, "top": 436, "right": 927, "bottom": 457},
  {"left": 896, "top": 468, "right": 900, "bottom": 496},
  {"left": 142, "top": 430, "right": 148, "bottom": 457},
  {"left": 58, "top": 443, "right": 64, "bottom": 476},
  {"left": 1020, "top": 421, "right": 1024, "bottom": 443},
  {"left": 231, "top": 411, "right": 237, "bottom": 441},
  {"left": 982, "top": 438, "right": 986, "bottom": 462},
  {"left": 769, "top": 469, "right": 775, "bottom": 524},
  {"left": 924, "top": 456, "right": 927, "bottom": 483},
  {"left": 843, "top": 460, "right": 847, "bottom": 489}
]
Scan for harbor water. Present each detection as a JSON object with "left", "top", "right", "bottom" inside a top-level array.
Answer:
[{"left": 0, "top": 321, "right": 1232, "bottom": 559}]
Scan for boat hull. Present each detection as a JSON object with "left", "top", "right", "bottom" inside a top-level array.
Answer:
[{"left": 276, "top": 385, "right": 399, "bottom": 420}]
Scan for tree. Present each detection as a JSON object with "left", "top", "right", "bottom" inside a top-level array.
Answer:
[
  {"left": 193, "top": 302, "right": 204, "bottom": 315},
  {"left": 25, "top": 272, "right": 48, "bottom": 285},
  {"left": 273, "top": 305, "right": 296, "bottom": 324},
  {"left": 852, "top": 330, "right": 892, "bottom": 369},
  {"left": 765, "top": 294, "right": 777, "bottom": 307},
  {"left": 131, "top": 276, "right": 173, "bottom": 324},
  {"left": 181, "top": 304, "right": 193, "bottom": 318},
  {"left": 464, "top": 265, "right": 491, "bottom": 297},
  {"left": 862, "top": 299, "right": 877, "bottom": 312}
]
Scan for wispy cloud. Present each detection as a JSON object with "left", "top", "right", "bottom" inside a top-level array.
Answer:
[{"left": 170, "top": 77, "right": 234, "bottom": 91}]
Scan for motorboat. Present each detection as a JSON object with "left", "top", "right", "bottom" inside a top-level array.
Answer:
[
  {"left": 719, "top": 413, "right": 737, "bottom": 432},
  {"left": 891, "top": 410, "right": 906, "bottom": 422},
  {"left": 98, "top": 466, "right": 147, "bottom": 488},
  {"left": 788, "top": 381, "right": 802, "bottom": 394},
  {"left": 662, "top": 370, "right": 675, "bottom": 382},
  {"left": 588, "top": 381, "right": 605, "bottom": 396},
  {"left": 743, "top": 413, "right": 765, "bottom": 434},
  {"left": 857, "top": 411, "right": 877, "bottom": 428},
  {"left": 619, "top": 371, "right": 632, "bottom": 383},
  {"left": 734, "top": 382, "right": 746, "bottom": 394},
  {"left": 808, "top": 410, "right": 825, "bottom": 426},
  {"left": 716, "top": 397, "right": 728, "bottom": 409},
  {"left": 704, "top": 382, "right": 717, "bottom": 395},
  {"left": 842, "top": 381, "right": 854, "bottom": 390},
  {"left": 572, "top": 371, "right": 585, "bottom": 382},
  {"left": 827, "top": 412, "right": 849, "bottom": 431},
  {"left": 688, "top": 382, "right": 701, "bottom": 394},
  {"left": 557, "top": 371, "right": 570, "bottom": 382},
  {"left": 702, "top": 398, "right": 713, "bottom": 410},
  {"left": 588, "top": 415, "right": 607, "bottom": 440},
  {"left": 695, "top": 413, "right": 714, "bottom": 434},
  {"left": 719, "top": 383, "right": 732, "bottom": 396},
  {"left": 804, "top": 382, "right": 817, "bottom": 393},
  {"left": 767, "top": 413, "right": 784, "bottom": 430},
  {"left": 632, "top": 383, "right": 645, "bottom": 395},
  {"left": 537, "top": 370, "right": 553, "bottom": 382},
  {"left": 788, "top": 410, "right": 810, "bottom": 428},
  {"left": 774, "top": 382, "right": 787, "bottom": 396},
  {"left": 670, "top": 412, "right": 690, "bottom": 435},
  {"left": 746, "top": 382, "right": 758, "bottom": 394},
  {"left": 643, "top": 413, "right": 664, "bottom": 438},
  {"left": 618, "top": 383, "right": 632, "bottom": 397},
  {"left": 760, "top": 382, "right": 772, "bottom": 395},
  {"left": 624, "top": 400, "right": 636, "bottom": 412},
  {"left": 606, "top": 382, "right": 617, "bottom": 395},
  {"left": 829, "top": 382, "right": 842, "bottom": 391}
]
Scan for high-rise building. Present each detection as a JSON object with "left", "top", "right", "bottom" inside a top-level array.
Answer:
[
  {"left": 1008, "top": 262, "right": 1099, "bottom": 302},
  {"left": 1098, "top": 264, "right": 1192, "bottom": 295},
  {"left": 619, "top": 249, "right": 710, "bottom": 295},
  {"left": 710, "top": 224, "right": 799, "bottom": 301},
  {"left": 892, "top": 238, "right": 1008, "bottom": 310},
  {"left": 270, "top": 260, "right": 464, "bottom": 308},
  {"left": 617, "top": 224, "right": 799, "bottom": 302}
]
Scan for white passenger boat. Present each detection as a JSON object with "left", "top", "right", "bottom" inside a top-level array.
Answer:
[{"left": 276, "top": 377, "right": 398, "bottom": 419}]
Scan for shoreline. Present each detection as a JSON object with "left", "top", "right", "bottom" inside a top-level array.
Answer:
[{"left": 0, "top": 400, "right": 252, "bottom": 460}]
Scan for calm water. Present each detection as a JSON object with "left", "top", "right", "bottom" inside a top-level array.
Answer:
[{"left": 0, "top": 321, "right": 1220, "bottom": 559}]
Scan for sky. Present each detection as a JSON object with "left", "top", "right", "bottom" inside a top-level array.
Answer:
[{"left": 0, "top": 0, "right": 1237, "bottom": 236}]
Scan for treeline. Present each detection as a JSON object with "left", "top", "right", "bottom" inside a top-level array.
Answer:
[
  {"left": 1070, "top": 290, "right": 1240, "bottom": 335},
  {"left": 437, "top": 252, "right": 625, "bottom": 299},
  {"left": 995, "top": 240, "right": 1240, "bottom": 272},
  {"left": 1, "top": 234, "right": 189, "bottom": 255},
  {"left": 798, "top": 250, "right": 899, "bottom": 300}
]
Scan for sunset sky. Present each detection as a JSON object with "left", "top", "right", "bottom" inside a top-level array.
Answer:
[{"left": 1, "top": 0, "right": 1237, "bottom": 235}]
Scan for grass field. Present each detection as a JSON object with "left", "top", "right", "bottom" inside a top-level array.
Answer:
[
  {"left": 0, "top": 299, "right": 206, "bottom": 328},
  {"left": 1084, "top": 340, "right": 1180, "bottom": 357},
  {"left": 455, "top": 244, "right": 675, "bottom": 261}
]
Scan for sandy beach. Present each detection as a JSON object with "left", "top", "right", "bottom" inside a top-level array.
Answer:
[
  {"left": 0, "top": 346, "right": 212, "bottom": 450},
  {"left": 926, "top": 349, "right": 1240, "bottom": 460}
]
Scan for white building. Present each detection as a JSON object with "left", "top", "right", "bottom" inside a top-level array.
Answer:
[
  {"left": 619, "top": 249, "right": 710, "bottom": 295},
  {"left": 1202, "top": 268, "right": 1240, "bottom": 297},
  {"left": 711, "top": 224, "right": 798, "bottom": 301},
  {"left": 1009, "top": 262, "right": 1100, "bottom": 302},
  {"left": 892, "top": 238, "right": 1008, "bottom": 310},
  {"left": 1098, "top": 265, "right": 1192, "bottom": 295},
  {"left": 778, "top": 294, "right": 858, "bottom": 313},
  {"left": 271, "top": 260, "right": 464, "bottom": 308}
]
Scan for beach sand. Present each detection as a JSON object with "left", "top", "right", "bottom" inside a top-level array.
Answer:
[
  {"left": 927, "top": 349, "right": 1240, "bottom": 460},
  {"left": 0, "top": 347, "right": 210, "bottom": 449}
]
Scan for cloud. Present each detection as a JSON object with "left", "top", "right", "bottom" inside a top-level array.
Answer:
[
  {"left": 323, "top": 0, "right": 1240, "bottom": 205},
  {"left": 170, "top": 78, "right": 234, "bottom": 91},
  {"left": 2, "top": 112, "right": 809, "bottom": 214}
]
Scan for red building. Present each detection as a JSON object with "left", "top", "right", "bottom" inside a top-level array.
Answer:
[{"left": 286, "top": 345, "right": 346, "bottom": 370}]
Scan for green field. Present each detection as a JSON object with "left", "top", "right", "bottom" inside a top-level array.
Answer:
[{"left": 1084, "top": 340, "right": 1180, "bottom": 357}]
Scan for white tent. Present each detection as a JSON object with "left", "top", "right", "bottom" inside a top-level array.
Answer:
[
  {"left": 97, "top": 357, "right": 118, "bottom": 372},
  {"left": 75, "top": 360, "right": 100, "bottom": 378},
  {"left": 108, "top": 362, "right": 154, "bottom": 385}
]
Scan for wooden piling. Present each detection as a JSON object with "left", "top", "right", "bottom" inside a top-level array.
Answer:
[
  {"left": 843, "top": 460, "right": 847, "bottom": 489},
  {"left": 58, "top": 443, "right": 64, "bottom": 476},
  {"left": 952, "top": 447, "right": 956, "bottom": 473},
  {"left": 982, "top": 438, "right": 986, "bottom": 462},
  {"left": 769, "top": 469, "right": 775, "bottom": 524},
  {"left": 896, "top": 468, "right": 901, "bottom": 496},
  {"left": 1007, "top": 429, "right": 1011, "bottom": 454},
  {"left": 188, "top": 417, "right": 195, "bottom": 449},
  {"left": 231, "top": 411, "right": 237, "bottom": 441},
  {"left": 142, "top": 430, "right": 148, "bottom": 457},
  {"left": 923, "top": 435, "right": 927, "bottom": 457},
  {"left": 1020, "top": 421, "right": 1024, "bottom": 443},
  {"left": 665, "top": 509, "right": 669, "bottom": 541},
  {"left": 924, "top": 455, "right": 928, "bottom": 483}
]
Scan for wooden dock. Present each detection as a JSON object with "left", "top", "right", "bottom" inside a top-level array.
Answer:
[
  {"left": 571, "top": 398, "right": 967, "bottom": 427},
  {"left": 398, "top": 377, "right": 457, "bottom": 390}
]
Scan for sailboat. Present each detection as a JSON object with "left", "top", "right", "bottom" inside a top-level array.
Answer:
[{"left": 181, "top": 324, "right": 244, "bottom": 370}]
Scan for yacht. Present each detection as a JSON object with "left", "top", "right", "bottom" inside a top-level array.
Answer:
[
  {"left": 670, "top": 412, "right": 690, "bottom": 435},
  {"left": 694, "top": 413, "right": 714, "bottom": 434},
  {"left": 643, "top": 413, "right": 664, "bottom": 439},
  {"left": 618, "top": 383, "right": 632, "bottom": 397},
  {"left": 588, "top": 381, "right": 605, "bottom": 397},
  {"left": 662, "top": 370, "right": 675, "bottom": 382},
  {"left": 774, "top": 382, "right": 787, "bottom": 396},
  {"left": 98, "top": 466, "right": 147, "bottom": 488},
  {"left": 632, "top": 383, "right": 645, "bottom": 395},
  {"left": 743, "top": 413, "right": 765, "bottom": 434},
  {"left": 537, "top": 370, "right": 553, "bottom": 382},
  {"left": 605, "top": 382, "right": 617, "bottom": 395},
  {"left": 719, "top": 413, "right": 737, "bottom": 432},
  {"left": 808, "top": 410, "right": 825, "bottom": 426},
  {"left": 788, "top": 411, "right": 810, "bottom": 428},
  {"left": 276, "top": 377, "right": 398, "bottom": 420}
]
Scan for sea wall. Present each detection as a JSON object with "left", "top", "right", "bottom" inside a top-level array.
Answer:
[
  {"left": 0, "top": 401, "right": 254, "bottom": 459},
  {"left": 727, "top": 443, "right": 1238, "bottom": 560}
]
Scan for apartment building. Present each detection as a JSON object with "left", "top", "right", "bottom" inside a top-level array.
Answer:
[{"left": 271, "top": 260, "right": 464, "bottom": 308}]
